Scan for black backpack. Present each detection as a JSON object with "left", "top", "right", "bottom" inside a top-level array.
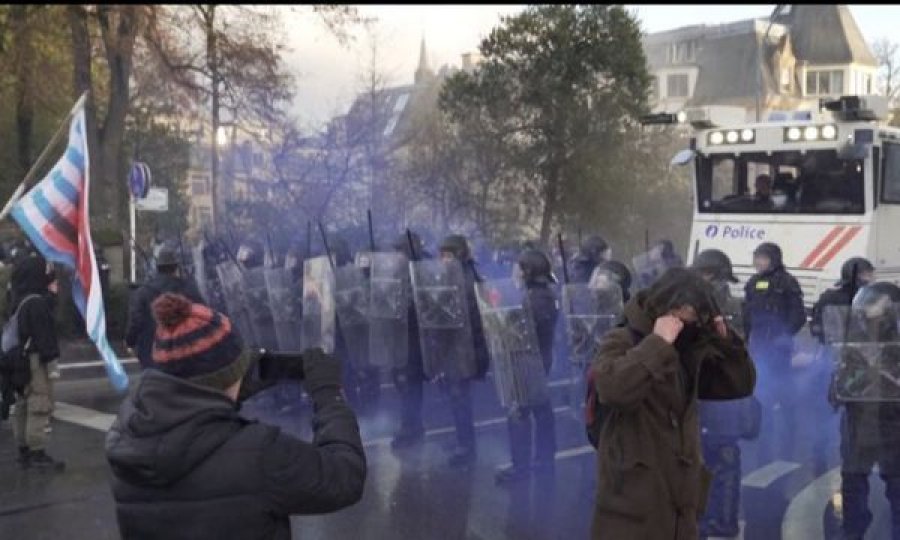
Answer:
[
  {"left": 585, "top": 326, "right": 642, "bottom": 448},
  {"left": 0, "top": 294, "right": 40, "bottom": 419}
]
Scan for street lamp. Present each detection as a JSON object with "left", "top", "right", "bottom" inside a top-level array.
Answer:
[{"left": 756, "top": 5, "right": 789, "bottom": 122}]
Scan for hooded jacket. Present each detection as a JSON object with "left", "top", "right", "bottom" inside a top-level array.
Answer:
[
  {"left": 106, "top": 370, "right": 366, "bottom": 540},
  {"left": 591, "top": 280, "right": 756, "bottom": 539},
  {"left": 10, "top": 255, "right": 58, "bottom": 363},
  {"left": 743, "top": 243, "right": 806, "bottom": 341}
]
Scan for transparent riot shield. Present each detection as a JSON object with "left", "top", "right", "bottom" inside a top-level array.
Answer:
[
  {"left": 831, "top": 301, "right": 900, "bottom": 402},
  {"left": 192, "top": 245, "right": 209, "bottom": 303},
  {"left": 410, "top": 258, "right": 477, "bottom": 381},
  {"left": 301, "top": 256, "right": 336, "bottom": 354},
  {"left": 632, "top": 248, "right": 672, "bottom": 290},
  {"left": 368, "top": 252, "right": 410, "bottom": 369},
  {"left": 244, "top": 267, "right": 278, "bottom": 350},
  {"left": 476, "top": 279, "right": 549, "bottom": 409},
  {"left": 562, "top": 278, "right": 624, "bottom": 369},
  {"left": 334, "top": 264, "right": 370, "bottom": 369},
  {"left": 216, "top": 261, "right": 253, "bottom": 345},
  {"left": 264, "top": 267, "right": 304, "bottom": 351},
  {"left": 822, "top": 305, "right": 853, "bottom": 344}
]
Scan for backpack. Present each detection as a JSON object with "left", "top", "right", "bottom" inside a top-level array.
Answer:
[
  {"left": 0, "top": 294, "right": 41, "bottom": 391},
  {"left": 585, "top": 326, "right": 642, "bottom": 448}
]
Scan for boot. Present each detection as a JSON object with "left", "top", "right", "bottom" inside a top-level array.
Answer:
[
  {"left": 17, "top": 446, "right": 30, "bottom": 469},
  {"left": 495, "top": 463, "right": 530, "bottom": 485},
  {"left": 28, "top": 450, "right": 65, "bottom": 473},
  {"left": 391, "top": 425, "right": 425, "bottom": 450}
]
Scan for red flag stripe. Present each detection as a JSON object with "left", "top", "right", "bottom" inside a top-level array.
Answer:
[
  {"left": 800, "top": 226, "right": 845, "bottom": 268},
  {"left": 812, "top": 226, "right": 863, "bottom": 270}
]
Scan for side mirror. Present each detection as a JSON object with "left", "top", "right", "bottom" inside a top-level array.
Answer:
[{"left": 670, "top": 149, "right": 695, "bottom": 167}]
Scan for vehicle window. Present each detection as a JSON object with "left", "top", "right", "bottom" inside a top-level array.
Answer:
[
  {"left": 696, "top": 149, "right": 865, "bottom": 214},
  {"left": 883, "top": 142, "right": 900, "bottom": 204}
]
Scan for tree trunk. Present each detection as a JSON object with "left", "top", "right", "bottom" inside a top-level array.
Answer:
[
  {"left": 11, "top": 5, "right": 35, "bottom": 178},
  {"left": 206, "top": 6, "right": 220, "bottom": 233},
  {"left": 68, "top": 5, "right": 103, "bottom": 216},
  {"left": 539, "top": 163, "right": 560, "bottom": 244}
]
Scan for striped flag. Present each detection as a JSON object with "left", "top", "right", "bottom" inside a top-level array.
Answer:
[{"left": 10, "top": 100, "right": 128, "bottom": 391}]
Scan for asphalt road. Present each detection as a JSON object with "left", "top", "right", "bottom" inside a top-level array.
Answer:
[{"left": 0, "top": 341, "right": 892, "bottom": 539}]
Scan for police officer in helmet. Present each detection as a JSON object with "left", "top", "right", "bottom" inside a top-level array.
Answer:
[
  {"left": 496, "top": 248, "right": 559, "bottom": 484},
  {"left": 571, "top": 235, "right": 611, "bottom": 284}
]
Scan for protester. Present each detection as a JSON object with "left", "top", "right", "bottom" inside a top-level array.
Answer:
[
  {"left": 591, "top": 268, "right": 756, "bottom": 539},
  {"left": 106, "top": 293, "right": 366, "bottom": 539}
]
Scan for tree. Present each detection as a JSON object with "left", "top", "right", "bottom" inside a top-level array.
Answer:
[
  {"left": 873, "top": 38, "right": 900, "bottom": 104},
  {"left": 440, "top": 5, "right": 651, "bottom": 243}
]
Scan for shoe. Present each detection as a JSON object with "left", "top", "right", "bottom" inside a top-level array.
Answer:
[
  {"left": 17, "top": 446, "right": 30, "bottom": 469},
  {"left": 447, "top": 447, "right": 476, "bottom": 469},
  {"left": 391, "top": 427, "right": 425, "bottom": 450},
  {"left": 27, "top": 450, "right": 65, "bottom": 472},
  {"left": 495, "top": 464, "right": 530, "bottom": 485}
]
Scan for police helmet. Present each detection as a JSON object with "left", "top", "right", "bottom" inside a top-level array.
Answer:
[{"left": 692, "top": 249, "right": 739, "bottom": 283}]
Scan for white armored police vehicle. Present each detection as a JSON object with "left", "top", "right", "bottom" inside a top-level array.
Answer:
[{"left": 650, "top": 95, "right": 900, "bottom": 305}]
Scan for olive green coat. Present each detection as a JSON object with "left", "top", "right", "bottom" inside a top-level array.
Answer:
[{"left": 591, "top": 294, "right": 756, "bottom": 540}]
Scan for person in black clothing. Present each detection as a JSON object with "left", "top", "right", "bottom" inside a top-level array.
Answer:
[
  {"left": 743, "top": 242, "right": 806, "bottom": 410},
  {"left": 125, "top": 247, "right": 204, "bottom": 370},
  {"left": 391, "top": 231, "right": 429, "bottom": 450},
  {"left": 9, "top": 253, "right": 63, "bottom": 471},
  {"left": 571, "top": 235, "right": 611, "bottom": 284},
  {"left": 810, "top": 257, "right": 875, "bottom": 344},
  {"left": 106, "top": 293, "right": 366, "bottom": 540},
  {"left": 495, "top": 248, "right": 559, "bottom": 485},
  {"left": 439, "top": 234, "right": 491, "bottom": 468}
]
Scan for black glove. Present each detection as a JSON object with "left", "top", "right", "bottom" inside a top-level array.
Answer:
[{"left": 301, "top": 347, "right": 343, "bottom": 401}]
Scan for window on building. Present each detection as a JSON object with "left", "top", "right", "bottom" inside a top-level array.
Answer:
[
  {"left": 650, "top": 76, "right": 659, "bottom": 101},
  {"left": 806, "top": 70, "right": 844, "bottom": 96},
  {"left": 883, "top": 142, "right": 900, "bottom": 204},
  {"left": 668, "top": 40, "right": 698, "bottom": 64},
  {"left": 191, "top": 175, "right": 208, "bottom": 196},
  {"left": 666, "top": 73, "right": 690, "bottom": 98},
  {"left": 198, "top": 207, "right": 212, "bottom": 228}
]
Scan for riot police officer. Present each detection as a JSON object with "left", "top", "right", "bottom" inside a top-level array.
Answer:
[
  {"left": 570, "top": 235, "right": 611, "bottom": 284},
  {"left": 594, "top": 260, "right": 632, "bottom": 303},
  {"left": 743, "top": 242, "right": 806, "bottom": 409},
  {"left": 496, "top": 248, "right": 559, "bottom": 484},
  {"left": 835, "top": 282, "right": 900, "bottom": 539},
  {"left": 439, "top": 234, "right": 490, "bottom": 468},
  {"left": 693, "top": 249, "right": 757, "bottom": 538},
  {"left": 811, "top": 257, "right": 875, "bottom": 344},
  {"left": 391, "top": 231, "right": 429, "bottom": 449}
]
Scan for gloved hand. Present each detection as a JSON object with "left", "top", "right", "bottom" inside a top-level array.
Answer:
[{"left": 301, "top": 347, "right": 343, "bottom": 400}]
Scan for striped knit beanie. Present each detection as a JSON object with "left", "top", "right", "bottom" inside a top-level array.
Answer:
[{"left": 151, "top": 293, "right": 252, "bottom": 391}]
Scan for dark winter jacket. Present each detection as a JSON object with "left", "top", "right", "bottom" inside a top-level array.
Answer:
[
  {"left": 525, "top": 282, "right": 559, "bottom": 373},
  {"left": 125, "top": 273, "right": 204, "bottom": 368},
  {"left": 743, "top": 250, "right": 806, "bottom": 343},
  {"left": 10, "top": 255, "right": 58, "bottom": 363},
  {"left": 810, "top": 285, "right": 855, "bottom": 343},
  {"left": 106, "top": 369, "right": 366, "bottom": 540},
  {"left": 591, "top": 292, "right": 756, "bottom": 540}
]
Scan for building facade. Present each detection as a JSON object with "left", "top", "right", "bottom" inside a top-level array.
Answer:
[{"left": 644, "top": 5, "right": 877, "bottom": 120}]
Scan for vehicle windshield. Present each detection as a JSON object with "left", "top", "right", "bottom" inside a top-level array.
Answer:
[{"left": 695, "top": 149, "right": 865, "bottom": 214}]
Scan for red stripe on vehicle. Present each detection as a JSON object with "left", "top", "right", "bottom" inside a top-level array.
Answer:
[
  {"left": 799, "top": 226, "right": 845, "bottom": 268},
  {"left": 813, "top": 226, "right": 862, "bottom": 270}
]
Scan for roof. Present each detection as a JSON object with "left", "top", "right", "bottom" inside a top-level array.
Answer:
[
  {"left": 688, "top": 31, "right": 777, "bottom": 105},
  {"left": 773, "top": 5, "right": 876, "bottom": 66}
]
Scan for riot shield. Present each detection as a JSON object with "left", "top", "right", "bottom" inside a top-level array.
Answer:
[
  {"left": 831, "top": 300, "right": 900, "bottom": 402},
  {"left": 632, "top": 249, "right": 672, "bottom": 290},
  {"left": 264, "top": 267, "right": 304, "bottom": 351},
  {"left": 215, "top": 261, "right": 253, "bottom": 345},
  {"left": 334, "top": 264, "right": 370, "bottom": 369},
  {"left": 301, "top": 256, "right": 336, "bottom": 354},
  {"left": 561, "top": 278, "right": 623, "bottom": 369},
  {"left": 368, "top": 252, "right": 410, "bottom": 369},
  {"left": 822, "top": 305, "right": 853, "bottom": 344},
  {"left": 476, "top": 279, "right": 549, "bottom": 409},
  {"left": 244, "top": 267, "right": 278, "bottom": 350},
  {"left": 410, "top": 258, "right": 477, "bottom": 381}
]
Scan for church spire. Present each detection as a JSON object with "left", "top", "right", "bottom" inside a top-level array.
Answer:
[{"left": 415, "top": 35, "right": 433, "bottom": 84}]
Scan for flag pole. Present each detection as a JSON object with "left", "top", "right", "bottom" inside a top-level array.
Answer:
[{"left": 0, "top": 91, "right": 89, "bottom": 222}]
